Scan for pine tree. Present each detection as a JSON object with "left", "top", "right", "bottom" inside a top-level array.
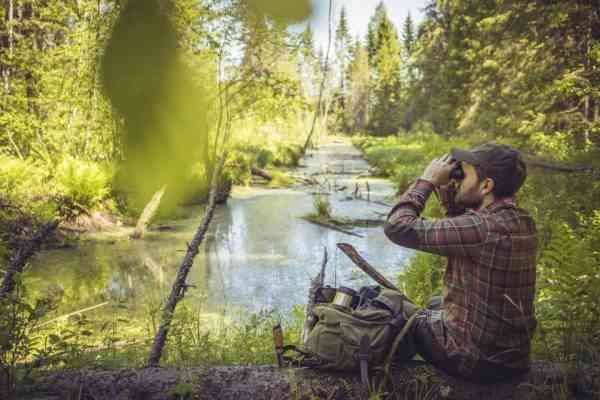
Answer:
[
  {"left": 402, "top": 12, "right": 415, "bottom": 55},
  {"left": 335, "top": 5, "right": 352, "bottom": 117},
  {"left": 299, "top": 24, "right": 319, "bottom": 97},
  {"left": 346, "top": 43, "right": 370, "bottom": 132},
  {"left": 366, "top": 1, "right": 387, "bottom": 64},
  {"left": 300, "top": 24, "right": 315, "bottom": 58},
  {"left": 369, "top": 11, "right": 403, "bottom": 135}
]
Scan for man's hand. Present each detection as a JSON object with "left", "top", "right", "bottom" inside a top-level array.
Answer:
[{"left": 420, "top": 154, "right": 456, "bottom": 187}]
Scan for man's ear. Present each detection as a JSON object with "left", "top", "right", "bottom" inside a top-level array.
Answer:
[{"left": 481, "top": 177, "right": 495, "bottom": 196}]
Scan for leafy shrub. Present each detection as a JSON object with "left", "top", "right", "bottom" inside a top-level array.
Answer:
[
  {"left": 353, "top": 132, "right": 472, "bottom": 192},
  {"left": 0, "top": 281, "right": 61, "bottom": 397},
  {"left": 0, "top": 156, "right": 49, "bottom": 205},
  {"left": 54, "top": 157, "right": 112, "bottom": 209},
  {"left": 267, "top": 171, "right": 295, "bottom": 188},
  {"left": 397, "top": 252, "right": 444, "bottom": 308},
  {"left": 312, "top": 194, "right": 332, "bottom": 219},
  {"left": 227, "top": 140, "right": 303, "bottom": 186},
  {"left": 534, "top": 212, "right": 600, "bottom": 361},
  {"left": 272, "top": 143, "right": 303, "bottom": 167}
]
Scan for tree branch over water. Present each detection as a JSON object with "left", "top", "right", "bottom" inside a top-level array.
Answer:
[{"left": 147, "top": 153, "right": 226, "bottom": 367}]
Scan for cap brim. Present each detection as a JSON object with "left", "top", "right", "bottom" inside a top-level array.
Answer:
[{"left": 451, "top": 148, "right": 479, "bottom": 165}]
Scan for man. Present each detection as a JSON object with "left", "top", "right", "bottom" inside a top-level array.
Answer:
[{"left": 384, "top": 143, "right": 538, "bottom": 383}]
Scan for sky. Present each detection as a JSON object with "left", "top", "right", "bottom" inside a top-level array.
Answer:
[{"left": 306, "top": 0, "right": 430, "bottom": 51}]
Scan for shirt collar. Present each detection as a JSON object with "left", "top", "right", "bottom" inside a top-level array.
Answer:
[{"left": 483, "top": 196, "right": 517, "bottom": 213}]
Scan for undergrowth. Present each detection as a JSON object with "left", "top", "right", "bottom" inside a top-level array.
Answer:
[{"left": 1, "top": 281, "right": 305, "bottom": 397}]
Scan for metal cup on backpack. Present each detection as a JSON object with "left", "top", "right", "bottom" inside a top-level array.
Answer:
[{"left": 331, "top": 286, "right": 357, "bottom": 309}]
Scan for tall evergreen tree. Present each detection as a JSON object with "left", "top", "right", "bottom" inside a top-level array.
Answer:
[
  {"left": 335, "top": 5, "right": 352, "bottom": 82},
  {"left": 346, "top": 43, "right": 370, "bottom": 132},
  {"left": 366, "top": 1, "right": 387, "bottom": 64},
  {"left": 299, "top": 24, "right": 319, "bottom": 97},
  {"left": 402, "top": 12, "right": 415, "bottom": 55},
  {"left": 335, "top": 5, "right": 352, "bottom": 116},
  {"left": 370, "top": 11, "right": 403, "bottom": 135}
]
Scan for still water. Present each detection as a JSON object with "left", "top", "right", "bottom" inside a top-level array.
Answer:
[{"left": 25, "top": 141, "right": 412, "bottom": 319}]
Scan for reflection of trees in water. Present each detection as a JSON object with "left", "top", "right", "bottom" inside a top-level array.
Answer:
[
  {"left": 202, "top": 204, "right": 232, "bottom": 305},
  {"left": 60, "top": 244, "right": 112, "bottom": 307},
  {"left": 139, "top": 248, "right": 165, "bottom": 287}
]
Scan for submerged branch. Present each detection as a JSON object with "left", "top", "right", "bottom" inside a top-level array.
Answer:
[{"left": 131, "top": 186, "right": 167, "bottom": 239}]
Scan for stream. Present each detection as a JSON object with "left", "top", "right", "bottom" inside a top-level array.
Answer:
[{"left": 25, "top": 138, "right": 413, "bottom": 323}]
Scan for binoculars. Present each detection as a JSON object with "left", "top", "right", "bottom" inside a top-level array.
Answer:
[{"left": 449, "top": 163, "right": 465, "bottom": 180}]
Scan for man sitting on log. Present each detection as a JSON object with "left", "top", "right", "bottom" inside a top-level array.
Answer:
[{"left": 383, "top": 143, "right": 537, "bottom": 383}]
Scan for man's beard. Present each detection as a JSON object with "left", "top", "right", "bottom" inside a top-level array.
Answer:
[{"left": 454, "top": 183, "right": 484, "bottom": 210}]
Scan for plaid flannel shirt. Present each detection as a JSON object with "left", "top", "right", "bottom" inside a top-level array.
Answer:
[{"left": 384, "top": 179, "right": 538, "bottom": 375}]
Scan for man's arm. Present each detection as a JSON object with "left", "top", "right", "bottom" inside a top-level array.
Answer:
[{"left": 384, "top": 179, "right": 488, "bottom": 258}]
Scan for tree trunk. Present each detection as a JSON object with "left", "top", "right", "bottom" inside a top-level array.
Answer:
[
  {"left": 146, "top": 161, "right": 223, "bottom": 367},
  {"left": 6, "top": 0, "right": 14, "bottom": 91},
  {"left": 29, "top": 361, "right": 592, "bottom": 400}
]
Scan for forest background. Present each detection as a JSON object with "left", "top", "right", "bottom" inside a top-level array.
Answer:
[{"left": 0, "top": 0, "right": 599, "bottom": 396}]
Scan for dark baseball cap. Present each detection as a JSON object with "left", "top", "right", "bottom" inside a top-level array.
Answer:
[{"left": 450, "top": 142, "right": 527, "bottom": 197}]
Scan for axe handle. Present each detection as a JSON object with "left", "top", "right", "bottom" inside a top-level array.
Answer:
[{"left": 336, "top": 242, "right": 399, "bottom": 291}]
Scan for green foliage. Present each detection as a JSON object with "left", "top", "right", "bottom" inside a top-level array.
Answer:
[
  {"left": 54, "top": 157, "right": 112, "bottom": 209},
  {"left": 312, "top": 194, "right": 332, "bottom": 219},
  {"left": 353, "top": 131, "right": 471, "bottom": 192},
  {"left": 369, "top": 11, "right": 404, "bottom": 136},
  {"left": 405, "top": 0, "right": 600, "bottom": 147},
  {"left": 226, "top": 139, "right": 303, "bottom": 186},
  {"left": 0, "top": 280, "right": 60, "bottom": 397},
  {"left": 0, "top": 156, "right": 52, "bottom": 213},
  {"left": 534, "top": 213, "right": 600, "bottom": 361},
  {"left": 170, "top": 382, "right": 194, "bottom": 400},
  {"left": 27, "top": 301, "right": 304, "bottom": 371},
  {"left": 345, "top": 45, "right": 370, "bottom": 132},
  {"left": 397, "top": 252, "right": 444, "bottom": 309},
  {"left": 267, "top": 171, "right": 295, "bottom": 188}
]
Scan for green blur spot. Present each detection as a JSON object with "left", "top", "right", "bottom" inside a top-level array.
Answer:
[
  {"left": 100, "top": 0, "right": 213, "bottom": 211},
  {"left": 246, "top": 0, "right": 313, "bottom": 23}
]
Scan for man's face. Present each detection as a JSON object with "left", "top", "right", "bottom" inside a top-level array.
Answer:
[{"left": 454, "top": 162, "right": 485, "bottom": 209}]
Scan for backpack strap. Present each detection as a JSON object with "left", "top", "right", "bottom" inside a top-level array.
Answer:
[{"left": 381, "top": 312, "right": 420, "bottom": 385}]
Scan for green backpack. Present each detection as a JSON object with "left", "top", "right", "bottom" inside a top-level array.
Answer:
[{"left": 289, "top": 287, "right": 419, "bottom": 372}]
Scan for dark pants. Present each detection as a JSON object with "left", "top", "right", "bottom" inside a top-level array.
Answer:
[{"left": 405, "top": 296, "right": 528, "bottom": 384}]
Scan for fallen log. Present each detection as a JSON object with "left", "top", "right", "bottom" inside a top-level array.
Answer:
[
  {"left": 522, "top": 155, "right": 599, "bottom": 175},
  {"left": 26, "top": 361, "right": 594, "bottom": 400},
  {"left": 251, "top": 166, "right": 273, "bottom": 181},
  {"left": 301, "top": 216, "right": 365, "bottom": 238}
]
